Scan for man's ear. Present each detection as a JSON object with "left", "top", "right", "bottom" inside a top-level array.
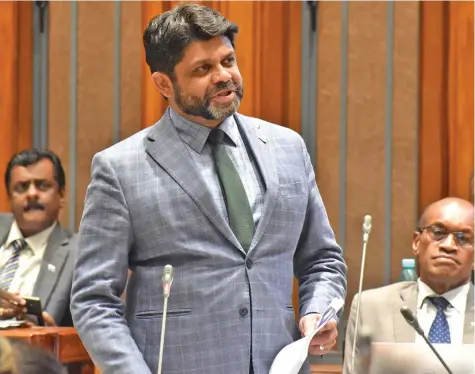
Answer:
[
  {"left": 151, "top": 72, "right": 173, "bottom": 99},
  {"left": 58, "top": 188, "right": 66, "bottom": 209},
  {"left": 412, "top": 231, "right": 421, "bottom": 256}
]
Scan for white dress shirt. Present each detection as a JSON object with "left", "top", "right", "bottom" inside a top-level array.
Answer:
[
  {"left": 0, "top": 221, "right": 57, "bottom": 297},
  {"left": 416, "top": 278, "right": 470, "bottom": 344}
]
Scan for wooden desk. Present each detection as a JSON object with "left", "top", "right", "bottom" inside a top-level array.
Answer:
[
  {"left": 0, "top": 327, "right": 95, "bottom": 374},
  {"left": 1, "top": 327, "right": 341, "bottom": 374},
  {"left": 310, "top": 364, "right": 343, "bottom": 373}
]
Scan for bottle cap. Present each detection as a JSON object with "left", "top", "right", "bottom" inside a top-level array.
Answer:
[{"left": 402, "top": 258, "right": 416, "bottom": 268}]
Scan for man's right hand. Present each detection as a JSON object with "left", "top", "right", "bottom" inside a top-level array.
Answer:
[{"left": 0, "top": 290, "right": 26, "bottom": 319}]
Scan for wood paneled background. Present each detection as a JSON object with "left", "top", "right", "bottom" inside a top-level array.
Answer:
[{"left": 0, "top": 0, "right": 473, "bottom": 345}]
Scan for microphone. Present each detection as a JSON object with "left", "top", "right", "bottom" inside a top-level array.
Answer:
[
  {"left": 400, "top": 306, "right": 453, "bottom": 374},
  {"left": 157, "top": 265, "right": 174, "bottom": 374},
  {"left": 363, "top": 215, "right": 372, "bottom": 243},
  {"left": 350, "top": 215, "right": 372, "bottom": 374},
  {"left": 162, "top": 264, "right": 174, "bottom": 298}
]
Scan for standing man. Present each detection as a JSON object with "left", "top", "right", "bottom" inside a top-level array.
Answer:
[
  {"left": 71, "top": 4, "right": 347, "bottom": 374},
  {"left": 0, "top": 149, "right": 75, "bottom": 327}
]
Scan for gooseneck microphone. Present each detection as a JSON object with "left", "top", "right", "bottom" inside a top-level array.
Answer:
[
  {"left": 400, "top": 306, "right": 453, "bottom": 374},
  {"left": 350, "top": 215, "right": 372, "bottom": 374},
  {"left": 157, "top": 265, "right": 174, "bottom": 374}
]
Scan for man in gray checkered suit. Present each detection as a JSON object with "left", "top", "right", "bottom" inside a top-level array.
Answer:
[{"left": 71, "top": 4, "right": 347, "bottom": 374}]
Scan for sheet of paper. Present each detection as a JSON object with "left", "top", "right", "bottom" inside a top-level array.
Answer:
[{"left": 269, "top": 298, "right": 344, "bottom": 374}]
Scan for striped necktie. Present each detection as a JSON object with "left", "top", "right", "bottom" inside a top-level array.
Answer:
[{"left": 0, "top": 239, "right": 27, "bottom": 291}]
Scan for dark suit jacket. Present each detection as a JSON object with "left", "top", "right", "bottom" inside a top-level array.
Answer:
[{"left": 0, "top": 213, "right": 76, "bottom": 326}]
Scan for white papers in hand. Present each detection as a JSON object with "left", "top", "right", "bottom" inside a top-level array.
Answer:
[{"left": 269, "top": 298, "right": 344, "bottom": 374}]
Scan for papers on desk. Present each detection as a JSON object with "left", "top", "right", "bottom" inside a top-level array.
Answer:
[
  {"left": 269, "top": 298, "right": 344, "bottom": 374},
  {"left": 0, "top": 320, "right": 26, "bottom": 329}
]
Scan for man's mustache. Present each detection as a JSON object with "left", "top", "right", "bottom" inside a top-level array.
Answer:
[
  {"left": 24, "top": 202, "right": 45, "bottom": 212},
  {"left": 208, "top": 81, "right": 241, "bottom": 96}
]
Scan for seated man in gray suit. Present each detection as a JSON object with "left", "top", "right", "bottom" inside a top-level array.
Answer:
[
  {"left": 0, "top": 149, "right": 75, "bottom": 327},
  {"left": 343, "top": 197, "right": 474, "bottom": 374}
]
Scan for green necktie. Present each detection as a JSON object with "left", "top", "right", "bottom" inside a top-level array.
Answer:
[{"left": 208, "top": 128, "right": 254, "bottom": 251}]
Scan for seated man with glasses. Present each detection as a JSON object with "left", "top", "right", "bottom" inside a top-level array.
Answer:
[{"left": 343, "top": 197, "right": 474, "bottom": 374}]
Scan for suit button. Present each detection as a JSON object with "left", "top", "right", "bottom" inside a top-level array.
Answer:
[
  {"left": 246, "top": 259, "right": 253, "bottom": 269},
  {"left": 239, "top": 308, "right": 248, "bottom": 316}
]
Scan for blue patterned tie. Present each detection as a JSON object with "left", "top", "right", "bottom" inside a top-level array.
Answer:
[
  {"left": 0, "top": 239, "right": 27, "bottom": 291},
  {"left": 427, "top": 296, "right": 451, "bottom": 344}
]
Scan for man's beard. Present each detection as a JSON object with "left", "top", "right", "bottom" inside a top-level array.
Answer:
[{"left": 173, "top": 80, "right": 244, "bottom": 121}]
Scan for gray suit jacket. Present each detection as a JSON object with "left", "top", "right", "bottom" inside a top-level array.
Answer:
[
  {"left": 343, "top": 281, "right": 475, "bottom": 374},
  {"left": 0, "top": 213, "right": 76, "bottom": 326},
  {"left": 71, "top": 111, "right": 347, "bottom": 374}
]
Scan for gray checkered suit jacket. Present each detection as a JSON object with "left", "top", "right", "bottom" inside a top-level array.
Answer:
[{"left": 71, "top": 111, "right": 347, "bottom": 374}]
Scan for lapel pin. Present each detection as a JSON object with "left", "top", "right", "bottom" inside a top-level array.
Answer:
[{"left": 48, "top": 264, "right": 56, "bottom": 273}]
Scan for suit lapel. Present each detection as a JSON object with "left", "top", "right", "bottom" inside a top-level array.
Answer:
[
  {"left": 463, "top": 283, "right": 474, "bottom": 344},
  {"left": 0, "top": 215, "right": 14, "bottom": 246},
  {"left": 393, "top": 283, "right": 418, "bottom": 342},
  {"left": 33, "top": 224, "right": 70, "bottom": 309},
  {"left": 235, "top": 115, "right": 278, "bottom": 252},
  {"left": 144, "top": 112, "right": 241, "bottom": 252}
]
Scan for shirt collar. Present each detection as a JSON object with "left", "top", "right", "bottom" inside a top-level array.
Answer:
[
  {"left": 5, "top": 221, "right": 57, "bottom": 255},
  {"left": 417, "top": 278, "right": 471, "bottom": 314},
  {"left": 169, "top": 107, "right": 239, "bottom": 153}
]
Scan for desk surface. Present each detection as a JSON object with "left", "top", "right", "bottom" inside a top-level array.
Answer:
[
  {"left": 310, "top": 364, "right": 342, "bottom": 374},
  {"left": 0, "top": 327, "right": 95, "bottom": 374},
  {"left": 1, "top": 328, "right": 341, "bottom": 374}
]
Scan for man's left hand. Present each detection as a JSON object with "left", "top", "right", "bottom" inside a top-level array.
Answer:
[{"left": 299, "top": 313, "right": 338, "bottom": 356}]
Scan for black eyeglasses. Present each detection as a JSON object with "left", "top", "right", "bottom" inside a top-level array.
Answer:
[{"left": 417, "top": 225, "right": 474, "bottom": 248}]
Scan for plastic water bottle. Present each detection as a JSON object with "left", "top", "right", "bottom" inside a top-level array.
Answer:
[{"left": 400, "top": 258, "right": 418, "bottom": 282}]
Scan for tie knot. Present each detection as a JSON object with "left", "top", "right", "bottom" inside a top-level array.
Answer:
[
  {"left": 207, "top": 128, "right": 225, "bottom": 145},
  {"left": 428, "top": 296, "right": 450, "bottom": 311},
  {"left": 10, "top": 239, "right": 27, "bottom": 254}
]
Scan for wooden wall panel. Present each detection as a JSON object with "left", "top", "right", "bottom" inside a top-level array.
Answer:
[
  {"left": 447, "top": 1, "right": 474, "bottom": 199},
  {"left": 419, "top": 1, "right": 474, "bottom": 213},
  {"left": 284, "top": 3, "right": 303, "bottom": 134},
  {"left": 390, "top": 2, "right": 419, "bottom": 282},
  {"left": 0, "top": 2, "right": 33, "bottom": 212},
  {"left": 316, "top": 2, "right": 342, "bottom": 240},
  {"left": 76, "top": 2, "right": 116, "bottom": 227},
  {"left": 120, "top": 1, "right": 143, "bottom": 139},
  {"left": 48, "top": 1, "right": 71, "bottom": 227},
  {"left": 17, "top": 3, "right": 34, "bottom": 153},
  {"left": 0, "top": 1, "right": 18, "bottom": 211},
  {"left": 257, "top": 2, "right": 286, "bottom": 125},
  {"left": 346, "top": 1, "right": 387, "bottom": 304},
  {"left": 418, "top": 2, "right": 449, "bottom": 214},
  {"left": 314, "top": 0, "right": 420, "bottom": 330}
]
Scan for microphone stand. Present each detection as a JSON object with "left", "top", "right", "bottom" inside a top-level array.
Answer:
[
  {"left": 419, "top": 334, "right": 454, "bottom": 374},
  {"left": 400, "top": 306, "right": 454, "bottom": 374},
  {"left": 157, "top": 292, "right": 169, "bottom": 374},
  {"left": 157, "top": 267, "right": 173, "bottom": 374},
  {"left": 350, "top": 216, "right": 372, "bottom": 374}
]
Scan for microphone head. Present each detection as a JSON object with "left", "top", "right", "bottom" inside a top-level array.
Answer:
[
  {"left": 400, "top": 305, "right": 425, "bottom": 337},
  {"left": 400, "top": 305, "right": 416, "bottom": 324},
  {"left": 162, "top": 264, "right": 174, "bottom": 283},
  {"left": 363, "top": 215, "right": 372, "bottom": 233}
]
